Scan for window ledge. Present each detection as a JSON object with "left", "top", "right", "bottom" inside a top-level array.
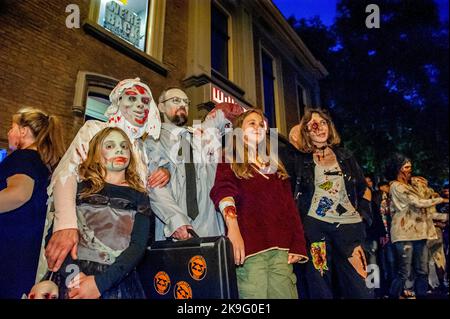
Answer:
[
  {"left": 211, "top": 69, "right": 245, "bottom": 97},
  {"left": 83, "top": 20, "right": 168, "bottom": 77}
]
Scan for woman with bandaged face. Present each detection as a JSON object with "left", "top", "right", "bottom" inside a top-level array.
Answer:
[
  {"left": 51, "top": 127, "right": 151, "bottom": 299},
  {"left": 36, "top": 78, "right": 167, "bottom": 282}
]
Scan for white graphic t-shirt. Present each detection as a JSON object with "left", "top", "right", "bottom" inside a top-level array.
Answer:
[{"left": 308, "top": 163, "right": 362, "bottom": 224}]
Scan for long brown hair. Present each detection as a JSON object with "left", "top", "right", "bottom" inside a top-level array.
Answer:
[
  {"left": 78, "top": 127, "right": 145, "bottom": 198},
  {"left": 297, "top": 108, "right": 341, "bottom": 153},
  {"left": 13, "top": 107, "right": 65, "bottom": 171},
  {"left": 226, "top": 108, "right": 289, "bottom": 180}
]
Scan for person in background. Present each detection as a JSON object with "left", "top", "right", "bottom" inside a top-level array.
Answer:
[
  {"left": 410, "top": 177, "right": 448, "bottom": 295},
  {"left": 372, "top": 180, "right": 396, "bottom": 298},
  {"left": 437, "top": 182, "right": 449, "bottom": 294},
  {"left": 365, "top": 175, "right": 376, "bottom": 192},
  {"left": 385, "top": 155, "right": 448, "bottom": 299},
  {"left": 363, "top": 178, "right": 390, "bottom": 297},
  {"left": 0, "top": 107, "right": 65, "bottom": 299}
]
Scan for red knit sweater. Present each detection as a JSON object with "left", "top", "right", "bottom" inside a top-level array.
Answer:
[{"left": 210, "top": 162, "right": 308, "bottom": 260}]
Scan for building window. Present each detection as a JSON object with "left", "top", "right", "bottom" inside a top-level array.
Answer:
[
  {"left": 88, "top": 0, "right": 166, "bottom": 64},
  {"left": 261, "top": 50, "right": 276, "bottom": 128},
  {"left": 297, "top": 83, "right": 306, "bottom": 120},
  {"left": 97, "top": 0, "right": 149, "bottom": 51},
  {"left": 73, "top": 71, "right": 118, "bottom": 122},
  {"left": 211, "top": 3, "right": 230, "bottom": 78},
  {"left": 85, "top": 93, "right": 110, "bottom": 122}
]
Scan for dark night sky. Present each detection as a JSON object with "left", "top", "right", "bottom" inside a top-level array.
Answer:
[{"left": 273, "top": 0, "right": 449, "bottom": 26}]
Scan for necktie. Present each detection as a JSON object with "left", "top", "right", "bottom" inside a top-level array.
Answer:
[{"left": 180, "top": 133, "right": 200, "bottom": 220}]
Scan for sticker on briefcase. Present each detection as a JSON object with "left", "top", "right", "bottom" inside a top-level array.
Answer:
[
  {"left": 174, "top": 281, "right": 192, "bottom": 299},
  {"left": 154, "top": 271, "right": 171, "bottom": 295},
  {"left": 188, "top": 255, "right": 207, "bottom": 281}
]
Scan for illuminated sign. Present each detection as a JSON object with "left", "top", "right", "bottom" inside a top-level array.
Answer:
[
  {"left": 104, "top": 1, "right": 141, "bottom": 47},
  {"left": 211, "top": 85, "right": 246, "bottom": 110}
]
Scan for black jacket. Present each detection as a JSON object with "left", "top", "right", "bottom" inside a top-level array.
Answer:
[
  {"left": 290, "top": 146, "right": 372, "bottom": 225},
  {"left": 367, "top": 190, "right": 389, "bottom": 240}
]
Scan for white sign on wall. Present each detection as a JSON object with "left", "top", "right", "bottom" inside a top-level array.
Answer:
[{"left": 104, "top": 1, "right": 141, "bottom": 47}]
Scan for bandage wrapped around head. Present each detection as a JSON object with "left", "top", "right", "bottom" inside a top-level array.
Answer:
[{"left": 105, "top": 78, "right": 161, "bottom": 140}]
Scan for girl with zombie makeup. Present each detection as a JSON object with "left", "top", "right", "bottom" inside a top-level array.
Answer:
[
  {"left": 292, "top": 108, "right": 374, "bottom": 299},
  {"left": 53, "top": 127, "right": 151, "bottom": 299},
  {"left": 0, "top": 108, "right": 65, "bottom": 299},
  {"left": 36, "top": 78, "right": 166, "bottom": 283},
  {"left": 385, "top": 155, "right": 448, "bottom": 299},
  {"left": 210, "top": 109, "right": 308, "bottom": 299}
]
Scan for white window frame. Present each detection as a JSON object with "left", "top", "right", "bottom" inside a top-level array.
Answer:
[
  {"left": 211, "top": 0, "right": 234, "bottom": 81},
  {"left": 259, "top": 44, "right": 286, "bottom": 134},
  {"left": 88, "top": 0, "right": 166, "bottom": 61}
]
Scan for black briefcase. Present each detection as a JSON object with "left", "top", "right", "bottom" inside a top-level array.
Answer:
[{"left": 137, "top": 230, "right": 238, "bottom": 299}]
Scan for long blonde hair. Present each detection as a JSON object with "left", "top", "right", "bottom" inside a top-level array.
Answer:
[
  {"left": 297, "top": 108, "right": 341, "bottom": 153},
  {"left": 226, "top": 109, "right": 289, "bottom": 180},
  {"left": 12, "top": 107, "right": 65, "bottom": 171},
  {"left": 78, "top": 127, "right": 145, "bottom": 198}
]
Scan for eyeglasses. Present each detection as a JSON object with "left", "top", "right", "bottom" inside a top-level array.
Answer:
[{"left": 161, "top": 96, "right": 190, "bottom": 106}]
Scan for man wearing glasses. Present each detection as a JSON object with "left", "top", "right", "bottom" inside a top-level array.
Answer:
[{"left": 145, "top": 87, "right": 225, "bottom": 241}]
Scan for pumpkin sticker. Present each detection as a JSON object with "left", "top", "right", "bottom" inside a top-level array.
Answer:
[
  {"left": 154, "top": 271, "right": 171, "bottom": 295},
  {"left": 188, "top": 255, "right": 207, "bottom": 281},
  {"left": 174, "top": 281, "right": 192, "bottom": 299}
]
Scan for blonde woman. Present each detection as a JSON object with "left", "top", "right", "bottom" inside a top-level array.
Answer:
[
  {"left": 210, "top": 109, "right": 308, "bottom": 299},
  {"left": 0, "top": 108, "right": 65, "bottom": 299},
  {"left": 53, "top": 127, "right": 151, "bottom": 299}
]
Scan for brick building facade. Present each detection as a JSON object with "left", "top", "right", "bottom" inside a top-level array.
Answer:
[{"left": 0, "top": 0, "right": 327, "bottom": 154}]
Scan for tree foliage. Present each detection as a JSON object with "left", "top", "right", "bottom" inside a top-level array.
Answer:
[{"left": 288, "top": 0, "right": 449, "bottom": 185}]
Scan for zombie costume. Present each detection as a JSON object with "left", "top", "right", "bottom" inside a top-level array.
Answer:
[
  {"left": 210, "top": 162, "right": 308, "bottom": 299},
  {"left": 0, "top": 150, "right": 50, "bottom": 299},
  {"left": 293, "top": 147, "right": 374, "bottom": 299},
  {"left": 146, "top": 102, "right": 243, "bottom": 240},
  {"left": 36, "top": 78, "right": 161, "bottom": 282},
  {"left": 54, "top": 182, "right": 151, "bottom": 299},
  {"left": 388, "top": 180, "right": 443, "bottom": 298}
]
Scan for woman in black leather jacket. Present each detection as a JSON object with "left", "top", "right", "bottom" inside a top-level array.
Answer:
[{"left": 291, "top": 108, "right": 373, "bottom": 299}]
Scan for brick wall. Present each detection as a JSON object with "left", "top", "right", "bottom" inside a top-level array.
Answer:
[{"left": 0, "top": 0, "right": 188, "bottom": 149}]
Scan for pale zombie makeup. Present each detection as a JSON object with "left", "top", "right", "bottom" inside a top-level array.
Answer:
[
  {"left": 400, "top": 161, "right": 412, "bottom": 180},
  {"left": 307, "top": 113, "right": 329, "bottom": 146},
  {"left": 162, "top": 89, "right": 189, "bottom": 126},
  {"left": 7, "top": 122, "right": 22, "bottom": 151},
  {"left": 119, "top": 85, "right": 151, "bottom": 127},
  {"left": 242, "top": 113, "right": 266, "bottom": 147},
  {"left": 101, "top": 131, "right": 131, "bottom": 172}
]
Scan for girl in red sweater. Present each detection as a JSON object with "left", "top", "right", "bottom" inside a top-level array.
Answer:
[{"left": 210, "top": 109, "right": 308, "bottom": 299}]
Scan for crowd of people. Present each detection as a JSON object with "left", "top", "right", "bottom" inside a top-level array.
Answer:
[
  {"left": 0, "top": 78, "right": 448, "bottom": 299},
  {"left": 361, "top": 173, "right": 449, "bottom": 299}
]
